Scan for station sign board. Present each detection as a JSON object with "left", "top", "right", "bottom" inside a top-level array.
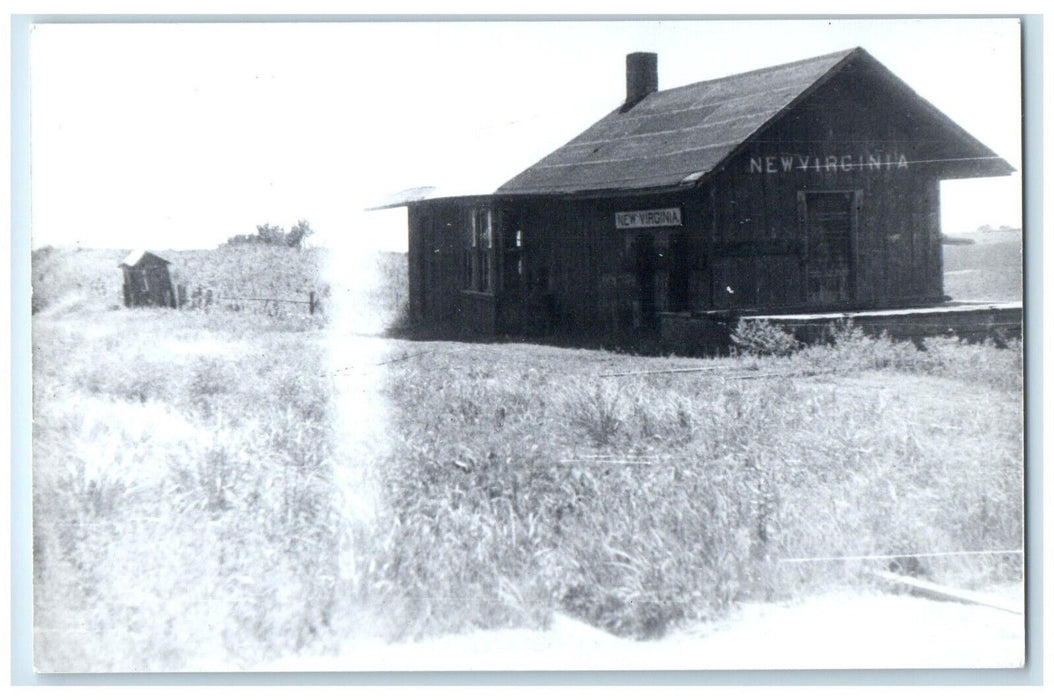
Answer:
[{"left": 615, "top": 207, "right": 683, "bottom": 229}]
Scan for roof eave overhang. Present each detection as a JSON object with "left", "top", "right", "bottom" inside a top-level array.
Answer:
[
  {"left": 366, "top": 193, "right": 499, "bottom": 211},
  {"left": 931, "top": 161, "right": 1017, "bottom": 180},
  {"left": 495, "top": 182, "right": 698, "bottom": 201}
]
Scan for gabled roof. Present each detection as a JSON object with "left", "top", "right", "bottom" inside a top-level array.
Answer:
[
  {"left": 119, "top": 249, "right": 171, "bottom": 268},
  {"left": 497, "top": 47, "right": 1012, "bottom": 196}
]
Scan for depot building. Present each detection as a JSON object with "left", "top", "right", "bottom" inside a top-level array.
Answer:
[{"left": 380, "top": 47, "right": 1013, "bottom": 338}]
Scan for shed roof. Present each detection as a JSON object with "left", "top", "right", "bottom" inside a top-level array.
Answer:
[
  {"left": 367, "top": 186, "right": 495, "bottom": 211},
  {"left": 119, "top": 249, "right": 171, "bottom": 268},
  {"left": 497, "top": 47, "right": 1013, "bottom": 196}
]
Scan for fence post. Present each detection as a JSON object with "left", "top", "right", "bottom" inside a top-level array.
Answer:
[{"left": 309, "top": 291, "right": 316, "bottom": 315}]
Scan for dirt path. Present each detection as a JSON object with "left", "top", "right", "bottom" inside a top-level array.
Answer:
[{"left": 266, "top": 586, "right": 1023, "bottom": 672}]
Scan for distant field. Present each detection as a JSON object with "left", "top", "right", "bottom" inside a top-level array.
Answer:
[
  {"left": 942, "top": 229, "right": 1022, "bottom": 302},
  {"left": 31, "top": 244, "right": 329, "bottom": 315},
  {"left": 30, "top": 244, "right": 408, "bottom": 328}
]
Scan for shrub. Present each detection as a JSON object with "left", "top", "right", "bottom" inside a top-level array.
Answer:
[
  {"left": 793, "top": 320, "right": 1023, "bottom": 394},
  {"left": 731, "top": 319, "right": 801, "bottom": 357},
  {"left": 563, "top": 380, "right": 627, "bottom": 446}
]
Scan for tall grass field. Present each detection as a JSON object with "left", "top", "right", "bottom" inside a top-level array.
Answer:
[{"left": 31, "top": 243, "right": 1023, "bottom": 671}]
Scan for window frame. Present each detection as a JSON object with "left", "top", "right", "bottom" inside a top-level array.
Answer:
[{"left": 464, "top": 207, "right": 494, "bottom": 294}]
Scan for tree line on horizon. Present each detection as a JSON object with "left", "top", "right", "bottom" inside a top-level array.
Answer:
[{"left": 224, "top": 220, "right": 314, "bottom": 249}]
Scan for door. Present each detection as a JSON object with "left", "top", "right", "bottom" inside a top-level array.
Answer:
[
  {"left": 801, "top": 191, "right": 856, "bottom": 305},
  {"left": 632, "top": 233, "right": 657, "bottom": 328}
]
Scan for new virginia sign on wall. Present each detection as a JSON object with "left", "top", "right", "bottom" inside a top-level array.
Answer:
[{"left": 615, "top": 208, "right": 683, "bottom": 229}]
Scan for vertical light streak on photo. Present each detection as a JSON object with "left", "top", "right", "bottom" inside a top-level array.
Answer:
[{"left": 321, "top": 232, "right": 393, "bottom": 578}]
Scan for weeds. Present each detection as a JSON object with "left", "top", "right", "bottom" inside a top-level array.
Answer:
[
  {"left": 33, "top": 307, "right": 342, "bottom": 671},
  {"left": 731, "top": 319, "right": 801, "bottom": 357},
  {"left": 33, "top": 286, "right": 1023, "bottom": 669},
  {"left": 564, "top": 380, "right": 627, "bottom": 446},
  {"left": 368, "top": 331, "right": 1022, "bottom": 642}
]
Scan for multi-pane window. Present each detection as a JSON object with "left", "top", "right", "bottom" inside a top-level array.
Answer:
[{"left": 465, "top": 207, "right": 493, "bottom": 292}]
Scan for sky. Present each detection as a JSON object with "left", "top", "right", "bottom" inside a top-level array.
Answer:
[{"left": 28, "top": 17, "right": 1023, "bottom": 252}]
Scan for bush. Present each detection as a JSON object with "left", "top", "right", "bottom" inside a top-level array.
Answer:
[
  {"left": 794, "top": 320, "right": 1022, "bottom": 393},
  {"left": 731, "top": 319, "right": 801, "bottom": 357},
  {"left": 563, "top": 380, "right": 627, "bottom": 446}
]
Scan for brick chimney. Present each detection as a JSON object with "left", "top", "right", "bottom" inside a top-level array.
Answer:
[{"left": 625, "top": 52, "right": 658, "bottom": 107}]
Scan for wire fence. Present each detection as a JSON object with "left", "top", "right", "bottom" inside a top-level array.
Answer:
[{"left": 176, "top": 284, "right": 320, "bottom": 315}]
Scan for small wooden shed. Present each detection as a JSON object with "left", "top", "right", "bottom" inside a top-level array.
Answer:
[{"left": 119, "top": 250, "right": 176, "bottom": 308}]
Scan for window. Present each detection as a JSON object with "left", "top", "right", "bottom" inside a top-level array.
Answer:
[{"left": 465, "top": 207, "right": 493, "bottom": 292}]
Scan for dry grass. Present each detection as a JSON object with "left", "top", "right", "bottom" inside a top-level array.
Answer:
[
  {"left": 364, "top": 329, "right": 1022, "bottom": 642},
  {"left": 33, "top": 308, "right": 343, "bottom": 671},
  {"left": 32, "top": 247, "right": 1023, "bottom": 670},
  {"left": 32, "top": 245, "right": 339, "bottom": 670}
]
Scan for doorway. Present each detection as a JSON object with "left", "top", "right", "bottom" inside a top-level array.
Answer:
[
  {"left": 802, "top": 191, "right": 857, "bottom": 305},
  {"left": 633, "top": 233, "right": 656, "bottom": 327},
  {"left": 628, "top": 232, "right": 677, "bottom": 329}
]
